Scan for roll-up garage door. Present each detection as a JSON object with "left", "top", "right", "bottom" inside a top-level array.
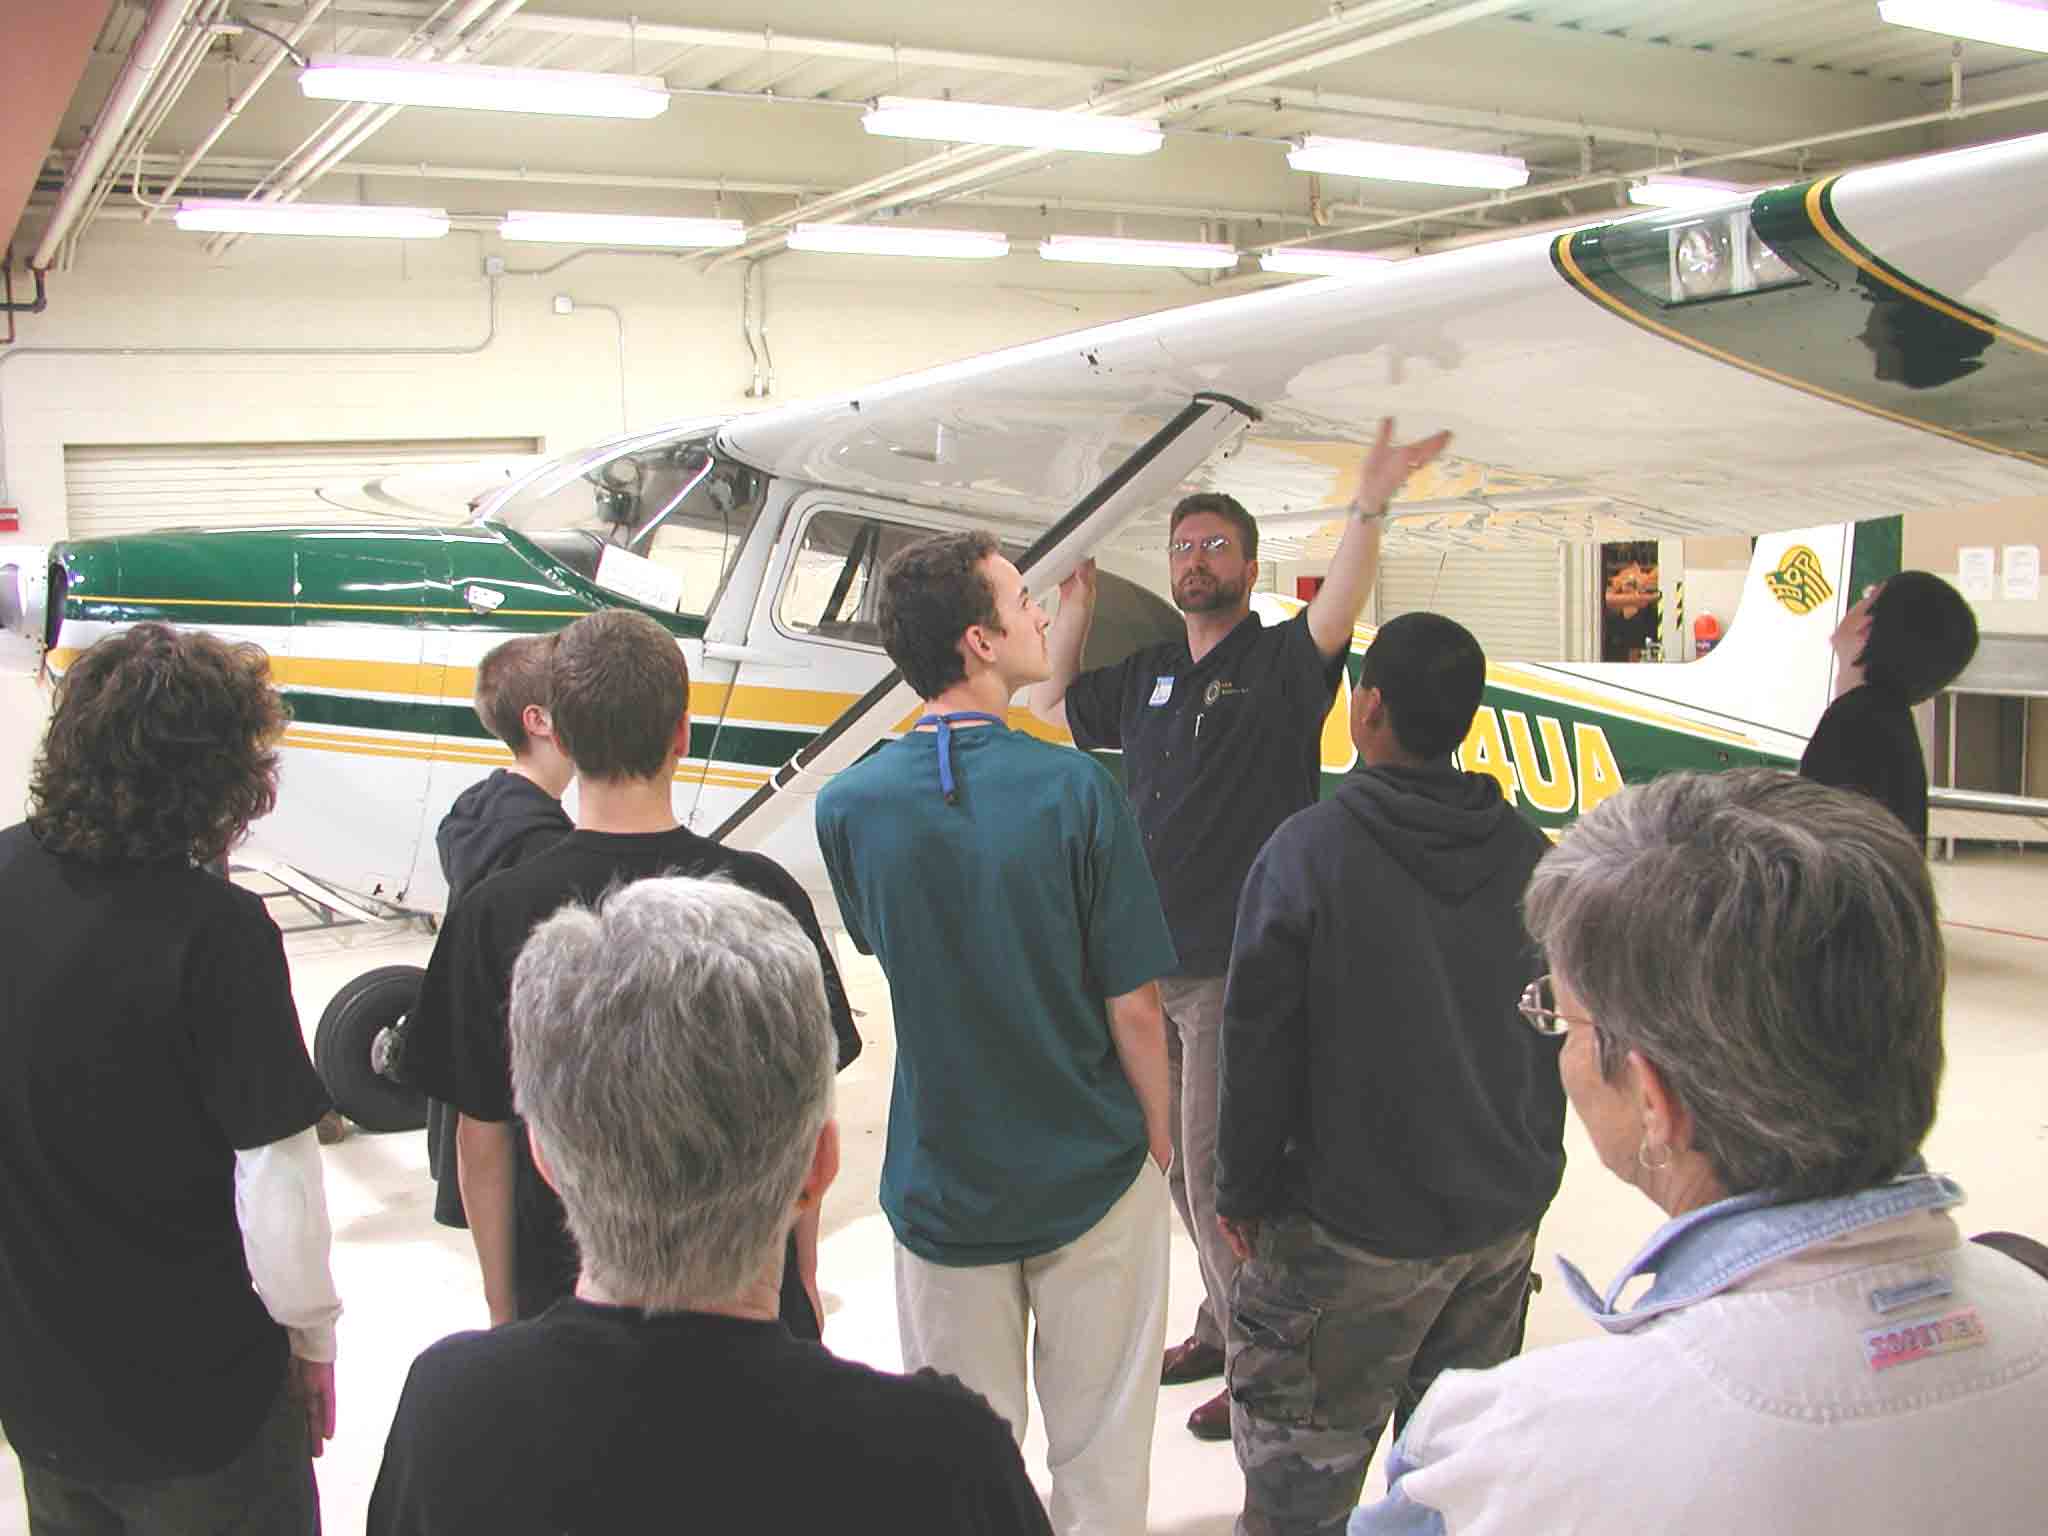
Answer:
[
  {"left": 1375, "top": 544, "right": 1566, "bottom": 663},
  {"left": 63, "top": 438, "right": 540, "bottom": 538}
]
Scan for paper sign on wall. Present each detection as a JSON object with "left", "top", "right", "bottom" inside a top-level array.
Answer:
[
  {"left": 1957, "top": 547, "right": 1996, "bottom": 602},
  {"left": 2003, "top": 545, "right": 2040, "bottom": 603}
]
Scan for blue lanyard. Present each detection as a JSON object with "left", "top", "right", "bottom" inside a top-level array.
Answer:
[{"left": 916, "top": 711, "right": 1003, "bottom": 803}]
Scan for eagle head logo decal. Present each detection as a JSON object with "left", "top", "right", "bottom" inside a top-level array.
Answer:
[{"left": 1764, "top": 546, "right": 1834, "bottom": 616}]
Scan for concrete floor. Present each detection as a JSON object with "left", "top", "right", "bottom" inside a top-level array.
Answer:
[{"left": 2, "top": 668, "right": 2045, "bottom": 1531}]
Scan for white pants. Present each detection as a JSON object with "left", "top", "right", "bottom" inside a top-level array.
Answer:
[{"left": 894, "top": 1161, "right": 1170, "bottom": 1536}]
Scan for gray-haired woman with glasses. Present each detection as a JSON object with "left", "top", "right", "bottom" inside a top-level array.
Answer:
[{"left": 1352, "top": 768, "right": 2048, "bottom": 1535}]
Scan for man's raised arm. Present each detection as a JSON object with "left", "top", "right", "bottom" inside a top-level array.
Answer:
[
  {"left": 1306, "top": 419, "right": 1453, "bottom": 661},
  {"left": 1028, "top": 559, "right": 1098, "bottom": 732}
]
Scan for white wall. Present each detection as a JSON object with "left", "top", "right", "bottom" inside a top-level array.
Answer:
[{"left": 0, "top": 220, "right": 1205, "bottom": 542}]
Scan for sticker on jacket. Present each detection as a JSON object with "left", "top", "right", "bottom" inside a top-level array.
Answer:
[
  {"left": 1149, "top": 676, "right": 1174, "bottom": 707},
  {"left": 1862, "top": 1307, "right": 1986, "bottom": 1372}
]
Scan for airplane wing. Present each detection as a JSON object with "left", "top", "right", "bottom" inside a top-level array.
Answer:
[{"left": 721, "top": 133, "right": 2048, "bottom": 553}]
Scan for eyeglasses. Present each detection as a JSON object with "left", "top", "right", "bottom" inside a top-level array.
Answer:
[
  {"left": 1517, "top": 974, "right": 1589, "bottom": 1037},
  {"left": 1168, "top": 534, "right": 1235, "bottom": 558}
]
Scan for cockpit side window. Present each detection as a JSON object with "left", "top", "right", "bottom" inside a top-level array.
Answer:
[
  {"left": 487, "top": 433, "right": 767, "bottom": 620},
  {"left": 778, "top": 509, "right": 1029, "bottom": 648}
]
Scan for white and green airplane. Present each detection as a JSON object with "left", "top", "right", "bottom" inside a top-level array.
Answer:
[{"left": 5, "top": 132, "right": 2046, "bottom": 1127}]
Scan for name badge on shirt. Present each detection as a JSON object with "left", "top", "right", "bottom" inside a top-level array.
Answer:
[
  {"left": 1862, "top": 1307, "right": 1987, "bottom": 1372},
  {"left": 1148, "top": 675, "right": 1175, "bottom": 707}
]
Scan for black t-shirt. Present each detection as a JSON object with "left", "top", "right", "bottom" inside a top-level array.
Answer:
[
  {"left": 0, "top": 824, "right": 330, "bottom": 1482},
  {"left": 1800, "top": 684, "right": 1929, "bottom": 839},
  {"left": 403, "top": 827, "right": 862, "bottom": 1320},
  {"left": 1064, "top": 609, "right": 1345, "bottom": 975},
  {"left": 368, "top": 1301, "right": 1052, "bottom": 1535}
]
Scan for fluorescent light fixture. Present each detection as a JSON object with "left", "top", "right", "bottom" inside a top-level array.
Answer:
[
  {"left": 499, "top": 211, "right": 745, "bottom": 248},
  {"left": 862, "top": 96, "right": 1163, "bottom": 156},
  {"left": 1286, "top": 135, "right": 1530, "bottom": 190},
  {"left": 1628, "top": 175, "right": 1753, "bottom": 209},
  {"left": 1038, "top": 234, "right": 1239, "bottom": 270},
  {"left": 1259, "top": 248, "right": 1392, "bottom": 277},
  {"left": 1878, "top": 0, "right": 2048, "bottom": 53},
  {"left": 299, "top": 54, "right": 670, "bottom": 118},
  {"left": 172, "top": 198, "right": 449, "bottom": 238},
  {"left": 787, "top": 223, "right": 1010, "bottom": 259}
]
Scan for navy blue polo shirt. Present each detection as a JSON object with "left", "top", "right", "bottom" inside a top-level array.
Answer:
[{"left": 1065, "top": 609, "right": 1345, "bottom": 975}]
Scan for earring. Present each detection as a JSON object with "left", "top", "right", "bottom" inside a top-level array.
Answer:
[{"left": 1637, "top": 1138, "right": 1672, "bottom": 1173}]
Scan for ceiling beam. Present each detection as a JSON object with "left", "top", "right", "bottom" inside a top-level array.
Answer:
[{"left": 0, "top": 0, "right": 114, "bottom": 251}]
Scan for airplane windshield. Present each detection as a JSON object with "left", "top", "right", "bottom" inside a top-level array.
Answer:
[{"left": 484, "top": 433, "right": 768, "bottom": 619}]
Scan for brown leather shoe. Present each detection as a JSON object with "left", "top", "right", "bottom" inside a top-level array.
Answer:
[
  {"left": 1186, "top": 1387, "right": 1232, "bottom": 1441},
  {"left": 1160, "top": 1335, "right": 1225, "bottom": 1385}
]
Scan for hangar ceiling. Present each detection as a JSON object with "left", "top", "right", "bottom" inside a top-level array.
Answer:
[{"left": 11, "top": 1, "right": 2048, "bottom": 286}]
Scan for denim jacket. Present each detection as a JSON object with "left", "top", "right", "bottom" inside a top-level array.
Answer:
[
  {"left": 1554, "top": 1163, "right": 1962, "bottom": 1333},
  {"left": 1351, "top": 1167, "right": 2048, "bottom": 1535}
]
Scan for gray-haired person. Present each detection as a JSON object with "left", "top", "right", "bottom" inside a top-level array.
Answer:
[
  {"left": 370, "top": 878, "right": 1052, "bottom": 1535},
  {"left": 1353, "top": 771, "right": 2048, "bottom": 1535}
]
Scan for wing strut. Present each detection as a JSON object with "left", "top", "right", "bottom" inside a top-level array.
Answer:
[{"left": 713, "top": 391, "right": 1259, "bottom": 848}]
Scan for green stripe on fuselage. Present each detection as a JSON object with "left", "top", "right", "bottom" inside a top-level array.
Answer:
[
  {"left": 56, "top": 525, "right": 709, "bottom": 638},
  {"left": 282, "top": 690, "right": 803, "bottom": 768}
]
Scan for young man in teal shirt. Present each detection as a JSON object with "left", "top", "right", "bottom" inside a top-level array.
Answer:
[{"left": 817, "top": 532, "right": 1176, "bottom": 1536}]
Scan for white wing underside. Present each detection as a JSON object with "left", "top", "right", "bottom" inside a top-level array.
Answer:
[{"left": 721, "top": 137, "right": 2048, "bottom": 553}]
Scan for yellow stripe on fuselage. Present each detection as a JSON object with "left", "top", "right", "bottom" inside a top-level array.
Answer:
[
  {"left": 280, "top": 727, "right": 772, "bottom": 790},
  {"left": 1267, "top": 600, "right": 1758, "bottom": 749}
]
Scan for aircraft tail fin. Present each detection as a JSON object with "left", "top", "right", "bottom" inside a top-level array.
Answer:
[{"left": 1557, "top": 520, "right": 1897, "bottom": 743}]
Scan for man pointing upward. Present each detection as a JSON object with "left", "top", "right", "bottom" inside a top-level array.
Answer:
[{"left": 1029, "top": 420, "right": 1451, "bottom": 1441}]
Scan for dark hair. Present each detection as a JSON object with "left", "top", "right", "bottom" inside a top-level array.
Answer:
[
  {"left": 549, "top": 610, "right": 690, "bottom": 780},
  {"left": 877, "top": 531, "right": 1001, "bottom": 701},
  {"left": 473, "top": 634, "right": 558, "bottom": 754},
  {"left": 1859, "top": 570, "right": 1979, "bottom": 703},
  {"left": 28, "top": 623, "right": 286, "bottom": 866},
  {"left": 1525, "top": 770, "right": 1944, "bottom": 1202},
  {"left": 1169, "top": 492, "right": 1258, "bottom": 563},
  {"left": 1359, "top": 612, "right": 1486, "bottom": 759}
]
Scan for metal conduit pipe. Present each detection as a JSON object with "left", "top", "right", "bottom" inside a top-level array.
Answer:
[
  {"left": 30, "top": 0, "right": 202, "bottom": 271},
  {"left": 271, "top": 0, "right": 528, "bottom": 198},
  {"left": 506, "top": 10, "right": 1109, "bottom": 82},
  {"left": 63, "top": 0, "right": 229, "bottom": 264},
  {"left": 422, "top": 0, "right": 1428, "bottom": 95},
  {"left": 145, "top": 0, "right": 338, "bottom": 217},
  {"left": 238, "top": 0, "right": 500, "bottom": 208},
  {"left": 714, "top": 0, "right": 1441, "bottom": 243},
  {"left": 1176, "top": 0, "right": 1529, "bottom": 106},
  {"left": 1270, "top": 81, "right": 2048, "bottom": 251},
  {"left": 873, "top": 0, "right": 1528, "bottom": 236},
  {"left": 255, "top": 1, "right": 1752, "bottom": 159},
  {"left": 702, "top": 0, "right": 1448, "bottom": 269},
  {"left": 706, "top": 0, "right": 1512, "bottom": 270},
  {"left": 0, "top": 274, "right": 503, "bottom": 502},
  {"left": 209, "top": 0, "right": 528, "bottom": 255},
  {"left": 109, "top": 150, "right": 1329, "bottom": 227}
]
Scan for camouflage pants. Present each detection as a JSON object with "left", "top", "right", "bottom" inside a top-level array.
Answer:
[{"left": 1226, "top": 1212, "right": 1538, "bottom": 1536}]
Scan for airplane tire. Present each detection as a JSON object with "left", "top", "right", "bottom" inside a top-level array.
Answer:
[{"left": 314, "top": 965, "right": 429, "bottom": 1134}]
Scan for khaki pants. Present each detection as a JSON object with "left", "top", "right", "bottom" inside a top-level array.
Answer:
[
  {"left": 1160, "top": 973, "right": 1239, "bottom": 1352},
  {"left": 1228, "top": 1215, "right": 1539, "bottom": 1536},
  {"left": 894, "top": 1161, "right": 1170, "bottom": 1536}
]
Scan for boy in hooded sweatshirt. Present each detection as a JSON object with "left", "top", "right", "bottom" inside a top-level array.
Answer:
[
  {"left": 1215, "top": 612, "right": 1564, "bottom": 1536},
  {"left": 422, "top": 635, "right": 573, "bottom": 1227}
]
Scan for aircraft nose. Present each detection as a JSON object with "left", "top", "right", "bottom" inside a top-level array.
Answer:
[{"left": 0, "top": 547, "right": 54, "bottom": 674}]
